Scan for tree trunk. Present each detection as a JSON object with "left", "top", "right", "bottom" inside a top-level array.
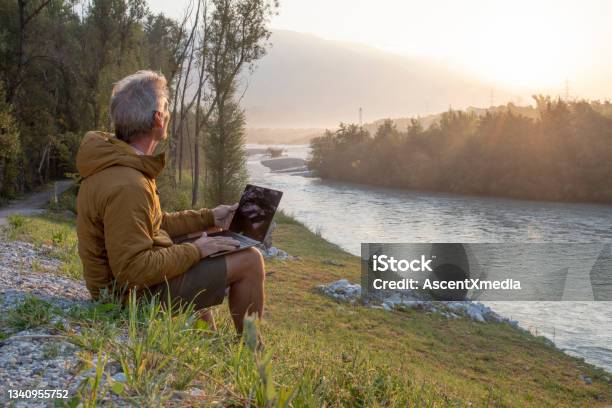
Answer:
[
  {"left": 178, "top": 119, "right": 184, "bottom": 185},
  {"left": 192, "top": 134, "right": 200, "bottom": 206},
  {"left": 0, "top": 157, "right": 5, "bottom": 196},
  {"left": 217, "top": 99, "right": 225, "bottom": 204}
]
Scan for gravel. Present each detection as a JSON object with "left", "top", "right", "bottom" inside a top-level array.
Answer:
[
  {"left": 0, "top": 238, "right": 293, "bottom": 406},
  {"left": 0, "top": 241, "right": 89, "bottom": 315},
  {"left": 0, "top": 240, "right": 105, "bottom": 406}
]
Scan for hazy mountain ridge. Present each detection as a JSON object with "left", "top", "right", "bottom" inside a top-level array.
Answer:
[{"left": 240, "top": 30, "right": 517, "bottom": 129}]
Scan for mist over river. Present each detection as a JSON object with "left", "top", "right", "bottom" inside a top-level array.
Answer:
[{"left": 247, "top": 144, "right": 612, "bottom": 373}]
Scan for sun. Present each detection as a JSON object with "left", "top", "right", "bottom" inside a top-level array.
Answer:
[{"left": 463, "top": 30, "right": 574, "bottom": 91}]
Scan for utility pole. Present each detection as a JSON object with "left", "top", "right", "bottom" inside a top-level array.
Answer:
[
  {"left": 359, "top": 107, "right": 363, "bottom": 126},
  {"left": 564, "top": 79, "right": 570, "bottom": 100},
  {"left": 489, "top": 89, "right": 495, "bottom": 108}
]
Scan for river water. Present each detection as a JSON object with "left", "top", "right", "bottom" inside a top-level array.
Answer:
[{"left": 247, "top": 144, "right": 612, "bottom": 373}]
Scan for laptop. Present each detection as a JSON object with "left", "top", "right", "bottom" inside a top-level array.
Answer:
[{"left": 178, "top": 184, "right": 283, "bottom": 257}]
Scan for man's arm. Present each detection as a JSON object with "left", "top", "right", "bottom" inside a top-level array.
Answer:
[
  {"left": 104, "top": 184, "right": 202, "bottom": 289},
  {"left": 161, "top": 208, "right": 215, "bottom": 238}
]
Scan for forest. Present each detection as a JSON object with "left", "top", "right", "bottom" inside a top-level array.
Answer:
[
  {"left": 0, "top": 0, "right": 276, "bottom": 206},
  {"left": 309, "top": 98, "right": 612, "bottom": 203}
]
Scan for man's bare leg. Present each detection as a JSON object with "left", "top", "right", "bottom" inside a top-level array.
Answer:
[
  {"left": 198, "top": 309, "right": 217, "bottom": 331},
  {"left": 225, "top": 247, "right": 265, "bottom": 333}
]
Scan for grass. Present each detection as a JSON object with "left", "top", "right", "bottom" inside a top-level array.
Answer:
[
  {"left": 4, "top": 212, "right": 81, "bottom": 278},
  {"left": 5, "top": 295, "right": 54, "bottom": 331},
  {"left": 1, "top": 206, "right": 611, "bottom": 406}
]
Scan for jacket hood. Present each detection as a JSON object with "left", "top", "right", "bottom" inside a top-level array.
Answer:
[{"left": 76, "top": 131, "right": 165, "bottom": 179}]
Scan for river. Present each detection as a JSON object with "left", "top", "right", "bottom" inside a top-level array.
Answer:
[{"left": 247, "top": 144, "right": 612, "bottom": 373}]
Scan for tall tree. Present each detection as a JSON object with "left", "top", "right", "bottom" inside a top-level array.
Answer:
[
  {"left": 204, "top": 85, "right": 247, "bottom": 205},
  {"left": 191, "top": 0, "right": 277, "bottom": 206}
]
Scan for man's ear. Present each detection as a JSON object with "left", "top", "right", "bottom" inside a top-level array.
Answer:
[{"left": 153, "top": 111, "right": 164, "bottom": 128}]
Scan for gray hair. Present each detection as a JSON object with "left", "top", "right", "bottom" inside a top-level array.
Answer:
[{"left": 110, "top": 70, "right": 169, "bottom": 143}]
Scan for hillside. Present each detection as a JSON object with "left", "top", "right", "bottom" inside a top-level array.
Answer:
[{"left": 0, "top": 207, "right": 610, "bottom": 406}]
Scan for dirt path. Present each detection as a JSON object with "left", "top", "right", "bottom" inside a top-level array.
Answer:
[{"left": 0, "top": 180, "right": 74, "bottom": 226}]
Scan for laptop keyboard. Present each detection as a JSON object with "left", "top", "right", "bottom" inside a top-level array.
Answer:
[
  {"left": 216, "top": 231, "right": 256, "bottom": 245},
  {"left": 234, "top": 234, "right": 257, "bottom": 245}
]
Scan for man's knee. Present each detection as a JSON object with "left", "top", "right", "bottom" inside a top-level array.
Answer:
[
  {"left": 226, "top": 247, "right": 265, "bottom": 283},
  {"left": 244, "top": 247, "right": 265, "bottom": 282}
]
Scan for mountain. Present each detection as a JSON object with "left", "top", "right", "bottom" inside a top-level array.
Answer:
[{"left": 240, "top": 30, "right": 517, "bottom": 129}]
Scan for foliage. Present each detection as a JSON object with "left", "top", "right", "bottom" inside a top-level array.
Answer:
[
  {"left": 0, "top": 0, "right": 275, "bottom": 212},
  {"left": 0, "top": 0, "right": 182, "bottom": 199},
  {"left": 309, "top": 98, "right": 612, "bottom": 203},
  {"left": 0, "top": 83, "right": 21, "bottom": 199},
  {"left": 204, "top": 89, "right": 248, "bottom": 206}
]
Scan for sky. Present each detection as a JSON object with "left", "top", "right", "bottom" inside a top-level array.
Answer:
[{"left": 147, "top": 0, "right": 612, "bottom": 99}]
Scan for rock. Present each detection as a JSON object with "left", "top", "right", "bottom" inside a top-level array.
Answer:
[
  {"left": 257, "top": 245, "right": 296, "bottom": 261},
  {"left": 261, "top": 157, "right": 305, "bottom": 171},
  {"left": 400, "top": 301, "right": 424, "bottom": 309},
  {"left": 318, "top": 279, "right": 362, "bottom": 303},
  {"left": 323, "top": 259, "right": 345, "bottom": 267},
  {"left": 385, "top": 293, "right": 403, "bottom": 305},
  {"left": 113, "top": 372, "right": 127, "bottom": 383},
  {"left": 189, "top": 388, "right": 205, "bottom": 397},
  {"left": 317, "top": 279, "right": 516, "bottom": 326}
]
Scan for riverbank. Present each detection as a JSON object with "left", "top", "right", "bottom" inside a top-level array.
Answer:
[
  {"left": 0, "top": 210, "right": 610, "bottom": 406},
  {"left": 248, "top": 146, "right": 612, "bottom": 372}
]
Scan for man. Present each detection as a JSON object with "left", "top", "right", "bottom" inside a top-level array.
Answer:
[{"left": 75, "top": 70, "right": 265, "bottom": 333}]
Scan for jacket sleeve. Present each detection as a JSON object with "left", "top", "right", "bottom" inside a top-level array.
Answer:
[
  {"left": 161, "top": 208, "right": 216, "bottom": 237},
  {"left": 103, "top": 184, "right": 202, "bottom": 289}
]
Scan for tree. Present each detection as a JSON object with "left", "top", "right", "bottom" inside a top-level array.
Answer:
[
  {"left": 0, "top": 0, "right": 182, "bottom": 197},
  {"left": 0, "top": 84, "right": 21, "bottom": 199},
  {"left": 189, "top": 0, "right": 277, "bottom": 206},
  {"left": 204, "top": 86, "right": 247, "bottom": 205}
]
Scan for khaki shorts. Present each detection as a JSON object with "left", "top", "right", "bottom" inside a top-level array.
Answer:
[{"left": 147, "top": 255, "right": 228, "bottom": 311}]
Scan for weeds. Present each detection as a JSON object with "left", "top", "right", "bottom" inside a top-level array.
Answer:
[
  {"left": 8, "top": 214, "right": 26, "bottom": 229},
  {"left": 41, "top": 342, "right": 62, "bottom": 359},
  {"left": 5, "top": 211, "right": 82, "bottom": 279},
  {"left": 6, "top": 295, "right": 53, "bottom": 331}
]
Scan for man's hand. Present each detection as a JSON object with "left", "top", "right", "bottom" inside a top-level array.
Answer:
[
  {"left": 212, "top": 203, "right": 238, "bottom": 229},
  {"left": 193, "top": 232, "right": 240, "bottom": 258}
]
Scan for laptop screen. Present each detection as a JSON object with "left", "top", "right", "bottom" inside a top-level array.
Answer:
[{"left": 229, "top": 184, "right": 283, "bottom": 242}]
